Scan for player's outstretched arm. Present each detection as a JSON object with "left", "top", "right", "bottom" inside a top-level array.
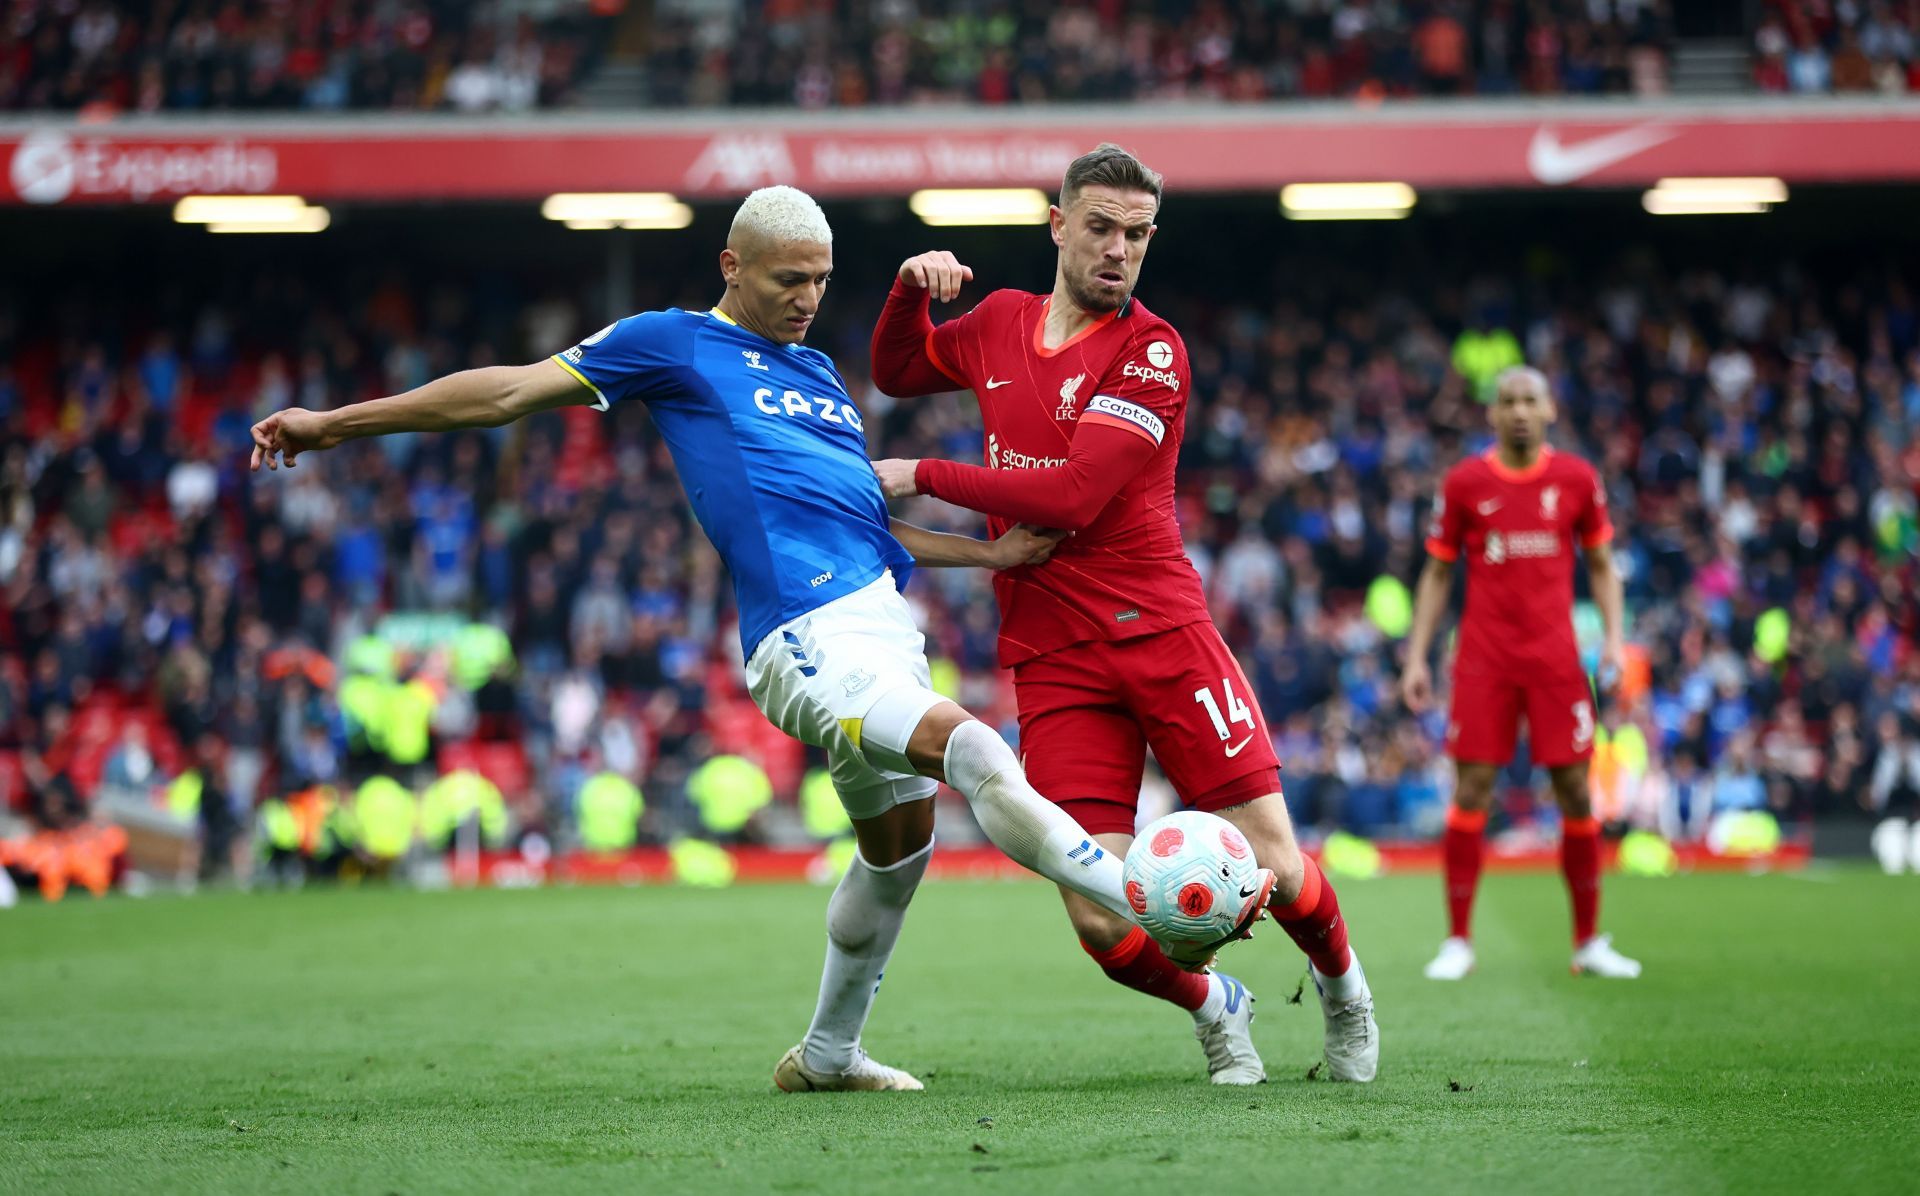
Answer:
[
  {"left": 869, "top": 252, "right": 971, "bottom": 398},
  {"left": 1401, "top": 555, "right": 1455, "bottom": 712},
  {"left": 249, "top": 360, "right": 589, "bottom": 470},
  {"left": 874, "top": 420, "right": 1156, "bottom": 532},
  {"left": 889, "top": 520, "right": 1065, "bottom": 570}
]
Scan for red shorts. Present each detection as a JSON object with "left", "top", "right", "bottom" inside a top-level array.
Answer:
[
  {"left": 1447, "top": 668, "right": 1596, "bottom": 768},
  {"left": 1013, "top": 622, "right": 1282, "bottom": 838}
]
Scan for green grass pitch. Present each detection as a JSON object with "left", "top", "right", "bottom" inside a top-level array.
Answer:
[{"left": 4, "top": 868, "right": 1917, "bottom": 1194}]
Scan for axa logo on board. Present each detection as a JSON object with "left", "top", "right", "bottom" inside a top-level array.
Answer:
[
  {"left": 681, "top": 131, "right": 1080, "bottom": 192},
  {"left": 8, "top": 130, "right": 277, "bottom": 204}
]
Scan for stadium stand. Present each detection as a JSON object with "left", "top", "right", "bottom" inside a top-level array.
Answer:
[
  {"left": 11, "top": 1, "right": 1920, "bottom": 119},
  {"left": 0, "top": 0, "right": 1693, "bottom": 115},
  {"left": 1753, "top": 1, "right": 1920, "bottom": 94},
  {"left": 0, "top": 1, "right": 616, "bottom": 114},
  {"left": 638, "top": 0, "right": 1677, "bottom": 106}
]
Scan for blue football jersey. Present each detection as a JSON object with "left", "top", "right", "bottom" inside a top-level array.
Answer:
[{"left": 552, "top": 308, "right": 914, "bottom": 657}]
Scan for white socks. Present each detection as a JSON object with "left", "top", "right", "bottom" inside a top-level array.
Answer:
[
  {"left": 943, "top": 720, "right": 1132, "bottom": 920},
  {"left": 1314, "top": 950, "right": 1368, "bottom": 1004},
  {"left": 802, "top": 839, "right": 933, "bottom": 1075},
  {"left": 1193, "top": 973, "right": 1228, "bottom": 1024}
]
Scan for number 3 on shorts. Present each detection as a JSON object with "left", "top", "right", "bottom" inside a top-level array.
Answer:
[
  {"left": 1572, "top": 699, "right": 1594, "bottom": 751},
  {"left": 1194, "top": 678, "right": 1256, "bottom": 742}
]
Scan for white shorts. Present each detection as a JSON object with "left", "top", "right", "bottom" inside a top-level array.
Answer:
[{"left": 745, "top": 572, "right": 940, "bottom": 821}]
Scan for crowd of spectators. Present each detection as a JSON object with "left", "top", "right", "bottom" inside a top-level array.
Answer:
[
  {"left": 0, "top": 1, "right": 1680, "bottom": 116},
  {"left": 1, "top": 224, "right": 1918, "bottom": 873},
  {"left": 1753, "top": 1, "right": 1920, "bottom": 94},
  {"left": 20, "top": 2, "right": 1920, "bottom": 118},
  {"left": 0, "top": 1, "right": 616, "bottom": 115},
  {"left": 644, "top": 0, "right": 1675, "bottom": 108},
  {"left": 24, "top": 2, "right": 1920, "bottom": 115}
]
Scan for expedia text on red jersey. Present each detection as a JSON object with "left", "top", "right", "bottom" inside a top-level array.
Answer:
[{"left": 1121, "top": 361, "right": 1181, "bottom": 390}]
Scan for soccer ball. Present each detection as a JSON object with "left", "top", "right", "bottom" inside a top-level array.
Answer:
[{"left": 1122, "top": 810, "right": 1263, "bottom": 950}]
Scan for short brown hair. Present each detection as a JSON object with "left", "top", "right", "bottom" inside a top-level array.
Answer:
[{"left": 1060, "top": 143, "right": 1164, "bottom": 214}]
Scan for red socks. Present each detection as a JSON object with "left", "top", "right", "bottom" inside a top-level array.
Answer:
[
  {"left": 1443, "top": 805, "right": 1487, "bottom": 940},
  {"left": 1441, "top": 806, "right": 1602, "bottom": 945},
  {"left": 1082, "top": 927, "right": 1209, "bottom": 1012},
  {"left": 1087, "top": 855, "right": 1354, "bottom": 1002},
  {"left": 1561, "top": 816, "right": 1602, "bottom": 945},
  {"left": 1270, "top": 855, "right": 1352, "bottom": 977}
]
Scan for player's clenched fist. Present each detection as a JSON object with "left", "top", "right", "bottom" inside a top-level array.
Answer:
[
  {"left": 897, "top": 251, "right": 973, "bottom": 303},
  {"left": 249, "top": 408, "right": 337, "bottom": 471},
  {"left": 872, "top": 457, "right": 920, "bottom": 499},
  {"left": 991, "top": 525, "right": 1069, "bottom": 570}
]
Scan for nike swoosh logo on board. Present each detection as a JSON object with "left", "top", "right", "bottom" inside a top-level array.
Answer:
[{"left": 1526, "top": 125, "right": 1676, "bottom": 185}]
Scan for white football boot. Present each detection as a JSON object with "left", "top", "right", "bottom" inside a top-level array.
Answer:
[
  {"left": 1570, "top": 933, "right": 1642, "bottom": 979},
  {"left": 1423, "top": 936, "right": 1476, "bottom": 981},
  {"left": 773, "top": 1044, "right": 924, "bottom": 1092},
  {"left": 1311, "top": 950, "right": 1379, "bottom": 1082},
  {"left": 1194, "top": 973, "right": 1266, "bottom": 1085}
]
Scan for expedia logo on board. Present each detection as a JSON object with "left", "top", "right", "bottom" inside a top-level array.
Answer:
[{"left": 8, "top": 130, "right": 277, "bottom": 204}]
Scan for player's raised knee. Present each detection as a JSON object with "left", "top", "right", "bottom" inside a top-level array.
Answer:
[
  {"left": 1061, "top": 888, "right": 1133, "bottom": 951},
  {"left": 1261, "top": 836, "right": 1308, "bottom": 906},
  {"left": 897, "top": 699, "right": 975, "bottom": 781}
]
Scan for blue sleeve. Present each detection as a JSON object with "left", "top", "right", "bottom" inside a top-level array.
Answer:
[{"left": 551, "top": 312, "right": 683, "bottom": 410}]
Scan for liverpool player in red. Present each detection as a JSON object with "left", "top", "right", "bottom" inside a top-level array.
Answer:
[
  {"left": 868, "top": 144, "right": 1378, "bottom": 1084},
  {"left": 1400, "top": 365, "right": 1642, "bottom": 980}
]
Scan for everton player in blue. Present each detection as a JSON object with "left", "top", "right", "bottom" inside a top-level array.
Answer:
[{"left": 249, "top": 187, "right": 1234, "bottom": 1092}]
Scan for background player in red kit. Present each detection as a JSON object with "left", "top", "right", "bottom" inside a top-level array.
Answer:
[
  {"left": 868, "top": 144, "right": 1378, "bottom": 1084},
  {"left": 1400, "top": 365, "right": 1642, "bottom": 981}
]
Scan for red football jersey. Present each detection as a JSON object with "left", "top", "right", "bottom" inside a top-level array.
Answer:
[
  {"left": 926, "top": 289, "right": 1210, "bottom": 666},
  {"left": 1425, "top": 447, "right": 1612, "bottom": 679}
]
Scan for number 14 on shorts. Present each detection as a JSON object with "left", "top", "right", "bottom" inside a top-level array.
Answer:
[{"left": 1194, "top": 678, "right": 1257, "bottom": 754}]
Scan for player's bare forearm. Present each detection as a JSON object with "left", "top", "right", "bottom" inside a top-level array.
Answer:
[
  {"left": 1585, "top": 542, "right": 1627, "bottom": 672},
  {"left": 889, "top": 519, "right": 997, "bottom": 568},
  {"left": 1406, "top": 556, "right": 1456, "bottom": 664},
  {"left": 252, "top": 360, "right": 587, "bottom": 470},
  {"left": 1400, "top": 556, "right": 1454, "bottom": 710},
  {"left": 332, "top": 364, "right": 580, "bottom": 439},
  {"left": 890, "top": 519, "right": 1063, "bottom": 570},
  {"left": 1584, "top": 543, "right": 1623, "bottom": 633}
]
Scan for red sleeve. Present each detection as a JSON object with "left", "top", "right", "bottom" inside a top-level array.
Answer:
[
  {"left": 1575, "top": 461, "right": 1614, "bottom": 548},
  {"left": 1089, "top": 322, "right": 1188, "bottom": 436},
  {"left": 916, "top": 420, "right": 1159, "bottom": 531},
  {"left": 1424, "top": 467, "right": 1467, "bottom": 562},
  {"left": 869, "top": 279, "right": 966, "bottom": 397}
]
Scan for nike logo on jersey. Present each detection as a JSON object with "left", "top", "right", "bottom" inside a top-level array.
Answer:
[
  {"left": 1224, "top": 734, "right": 1254, "bottom": 758},
  {"left": 1477, "top": 499, "right": 1503, "bottom": 515},
  {"left": 986, "top": 377, "right": 1012, "bottom": 389}
]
